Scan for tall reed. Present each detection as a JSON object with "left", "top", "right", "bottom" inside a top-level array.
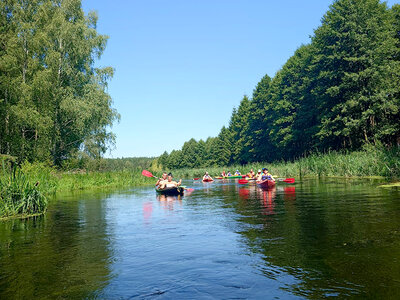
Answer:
[
  {"left": 166, "top": 146, "right": 400, "bottom": 179},
  {"left": 0, "top": 163, "right": 47, "bottom": 219}
]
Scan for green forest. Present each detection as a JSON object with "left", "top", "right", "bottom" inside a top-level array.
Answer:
[
  {"left": 158, "top": 0, "right": 400, "bottom": 170},
  {"left": 0, "top": 0, "right": 119, "bottom": 166}
]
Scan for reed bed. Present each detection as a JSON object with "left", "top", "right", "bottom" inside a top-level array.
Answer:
[
  {"left": 0, "top": 164, "right": 47, "bottom": 219},
  {"left": 167, "top": 146, "right": 400, "bottom": 180},
  {"left": 17, "top": 162, "right": 154, "bottom": 194},
  {"left": 57, "top": 169, "right": 153, "bottom": 192},
  {"left": 1, "top": 162, "right": 154, "bottom": 219}
]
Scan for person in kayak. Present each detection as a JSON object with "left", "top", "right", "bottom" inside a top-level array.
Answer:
[
  {"left": 203, "top": 172, "right": 213, "bottom": 181},
  {"left": 159, "top": 173, "right": 182, "bottom": 189},
  {"left": 260, "top": 168, "right": 275, "bottom": 181},
  {"left": 235, "top": 170, "right": 241, "bottom": 176},
  {"left": 256, "top": 169, "right": 262, "bottom": 181},
  {"left": 227, "top": 171, "right": 232, "bottom": 176},
  {"left": 247, "top": 169, "right": 255, "bottom": 179},
  {"left": 221, "top": 170, "right": 227, "bottom": 177},
  {"left": 155, "top": 172, "right": 168, "bottom": 187}
]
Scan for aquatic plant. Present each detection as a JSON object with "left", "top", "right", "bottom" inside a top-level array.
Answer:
[
  {"left": 0, "top": 163, "right": 47, "bottom": 219},
  {"left": 167, "top": 146, "right": 400, "bottom": 180}
]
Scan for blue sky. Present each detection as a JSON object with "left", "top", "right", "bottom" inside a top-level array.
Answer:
[{"left": 82, "top": 0, "right": 398, "bottom": 158}]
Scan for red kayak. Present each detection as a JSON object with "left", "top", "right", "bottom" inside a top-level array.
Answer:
[
  {"left": 256, "top": 179, "right": 276, "bottom": 189},
  {"left": 202, "top": 178, "right": 214, "bottom": 182}
]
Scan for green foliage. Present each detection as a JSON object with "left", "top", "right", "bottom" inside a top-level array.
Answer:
[
  {"left": 0, "top": 0, "right": 119, "bottom": 165},
  {"left": 311, "top": 0, "right": 400, "bottom": 149},
  {"left": 56, "top": 169, "right": 153, "bottom": 192},
  {"left": 61, "top": 155, "right": 155, "bottom": 172},
  {"left": 0, "top": 163, "right": 47, "bottom": 219},
  {"left": 169, "top": 146, "right": 400, "bottom": 180},
  {"left": 0, "top": 160, "right": 154, "bottom": 217},
  {"left": 159, "top": 0, "right": 400, "bottom": 171}
]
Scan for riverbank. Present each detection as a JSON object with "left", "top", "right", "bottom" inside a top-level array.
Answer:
[
  {"left": 168, "top": 147, "right": 400, "bottom": 180},
  {"left": 1, "top": 161, "right": 154, "bottom": 220},
  {"left": 19, "top": 162, "right": 154, "bottom": 194}
]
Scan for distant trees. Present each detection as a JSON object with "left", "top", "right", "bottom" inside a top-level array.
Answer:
[
  {"left": 0, "top": 0, "right": 119, "bottom": 166},
  {"left": 159, "top": 0, "right": 400, "bottom": 169}
]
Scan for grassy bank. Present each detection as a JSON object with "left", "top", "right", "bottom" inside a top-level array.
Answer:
[
  {"left": 0, "top": 164, "right": 47, "bottom": 220},
  {"left": 1, "top": 161, "right": 154, "bottom": 220},
  {"left": 19, "top": 162, "right": 154, "bottom": 194},
  {"left": 168, "top": 146, "right": 400, "bottom": 180}
]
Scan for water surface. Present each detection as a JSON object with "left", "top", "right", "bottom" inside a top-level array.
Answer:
[{"left": 1, "top": 178, "right": 400, "bottom": 299}]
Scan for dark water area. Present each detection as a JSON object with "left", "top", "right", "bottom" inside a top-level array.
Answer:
[{"left": 1, "top": 178, "right": 400, "bottom": 299}]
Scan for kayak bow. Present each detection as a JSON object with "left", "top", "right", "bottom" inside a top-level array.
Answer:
[
  {"left": 256, "top": 179, "right": 276, "bottom": 189},
  {"left": 202, "top": 178, "right": 214, "bottom": 182},
  {"left": 155, "top": 186, "right": 184, "bottom": 195}
]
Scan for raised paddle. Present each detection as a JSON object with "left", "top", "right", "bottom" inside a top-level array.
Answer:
[{"left": 142, "top": 169, "right": 158, "bottom": 178}]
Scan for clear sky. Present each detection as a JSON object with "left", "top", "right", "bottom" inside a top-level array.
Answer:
[{"left": 81, "top": 0, "right": 398, "bottom": 158}]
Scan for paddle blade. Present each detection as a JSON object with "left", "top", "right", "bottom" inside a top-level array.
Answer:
[
  {"left": 238, "top": 179, "right": 249, "bottom": 184},
  {"left": 142, "top": 170, "right": 154, "bottom": 178},
  {"left": 283, "top": 178, "right": 295, "bottom": 183},
  {"left": 193, "top": 178, "right": 200, "bottom": 180}
]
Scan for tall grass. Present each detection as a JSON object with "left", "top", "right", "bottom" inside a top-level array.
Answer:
[
  {"left": 1, "top": 161, "right": 154, "bottom": 219},
  {"left": 18, "top": 162, "right": 154, "bottom": 193},
  {"left": 56, "top": 169, "right": 153, "bottom": 192},
  {"left": 168, "top": 146, "right": 400, "bottom": 179},
  {"left": 0, "top": 163, "right": 47, "bottom": 219}
]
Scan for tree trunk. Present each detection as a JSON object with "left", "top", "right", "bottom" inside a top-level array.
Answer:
[
  {"left": 52, "top": 38, "right": 63, "bottom": 165},
  {"left": 22, "top": 36, "right": 28, "bottom": 83},
  {"left": 364, "top": 128, "right": 369, "bottom": 143},
  {"left": 5, "top": 89, "right": 9, "bottom": 154},
  {"left": 21, "top": 128, "right": 25, "bottom": 158}
]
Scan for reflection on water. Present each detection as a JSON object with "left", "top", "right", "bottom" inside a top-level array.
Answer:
[
  {"left": 156, "top": 194, "right": 183, "bottom": 211},
  {"left": 1, "top": 179, "right": 400, "bottom": 298},
  {"left": 0, "top": 191, "right": 113, "bottom": 299}
]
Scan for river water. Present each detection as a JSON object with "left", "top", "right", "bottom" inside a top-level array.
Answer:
[{"left": 1, "top": 178, "right": 400, "bottom": 299}]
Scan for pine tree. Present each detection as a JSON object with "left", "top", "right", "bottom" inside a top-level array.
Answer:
[{"left": 312, "top": 0, "right": 400, "bottom": 149}]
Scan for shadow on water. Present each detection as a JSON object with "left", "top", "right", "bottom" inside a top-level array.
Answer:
[{"left": 0, "top": 190, "right": 117, "bottom": 299}]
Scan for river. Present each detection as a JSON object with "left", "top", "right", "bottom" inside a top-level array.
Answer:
[{"left": 1, "top": 178, "right": 400, "bottom": 299}]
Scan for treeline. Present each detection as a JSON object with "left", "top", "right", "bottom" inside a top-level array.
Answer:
[
  {"left": 62, "top": 156, "right": 155, "bottom": 172},
  {"left": 0, "top": 0, "right": 119, "bottom": 166},
  {"left": 158, "top": 0, "right": 400, "bottom": 169}
]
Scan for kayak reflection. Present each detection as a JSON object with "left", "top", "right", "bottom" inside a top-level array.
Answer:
[
  {"left": 283, "top": 186, "right": 296, "bottom": 201},
  {"left": 256, "top": 187, "right": 276, "bottom": 216},
  {"left": 156, "top": 194, "right": 182, "bottom": 211},
  {"left": 143, "top": 202, "right": 153, "bottom": 224},
  {"left": 239, "top": 187, "right": 250, "bottom": 200}
]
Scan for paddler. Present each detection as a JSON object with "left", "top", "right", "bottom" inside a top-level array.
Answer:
[
  {"left": 221, "top": 170, "right": 227, "bottom": 177},
  {"left": 235, "top": 170, "right": 241, "bottom": 176},
  {"left": 159, "top": 173, "right": 182, "bottom": 189},
  {"left": 256, "top": 169, "right": 262, "bottom": 181},
  {"left": 247, "top": 169, "right": 255, "bottom": 179},
  {"left": 203, "top": 172, "right": 213, "bottom": 181},
  {"left": 155, "top": 172, "right": 168, "bottom": 187},
  {"left": 261, "top": 168, "right": 275, "bottom": 181}
]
